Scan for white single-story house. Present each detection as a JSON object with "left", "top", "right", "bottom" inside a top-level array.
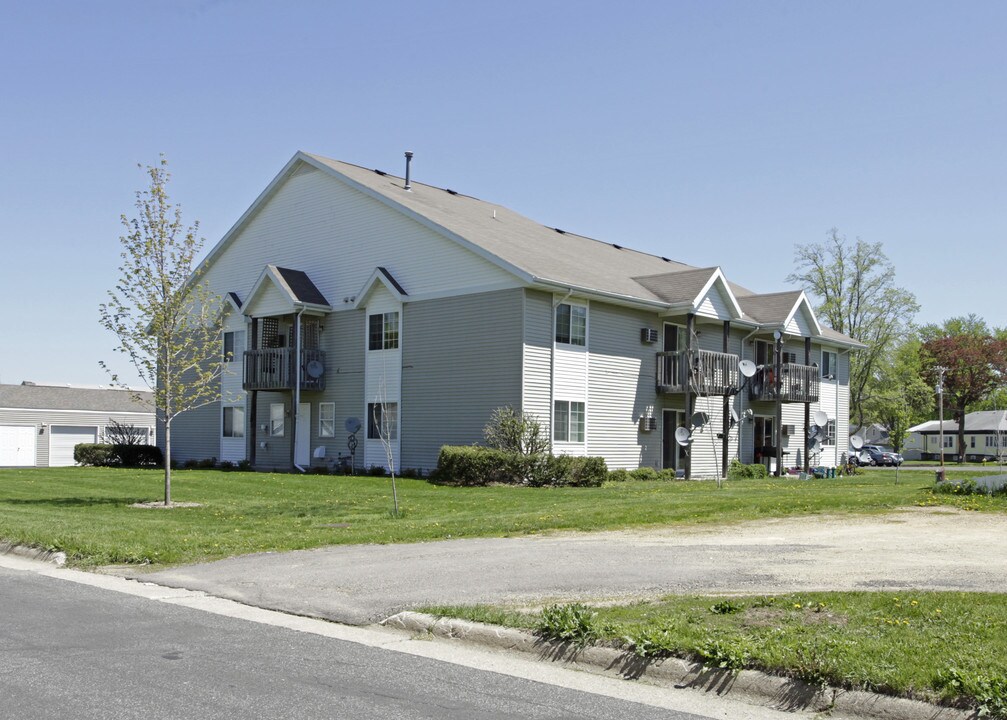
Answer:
[
  {"left": 0, "top": 382, "right": 154, "bottom": 467},
  {"left": 851, "top": 423, "right": 890, "bottom": 446},
  {"left": 166, "top": 151, "right": 864, "bottom": 477},
  {"left": 906, "top": 410, "right": 1007, "bottom": 462}
]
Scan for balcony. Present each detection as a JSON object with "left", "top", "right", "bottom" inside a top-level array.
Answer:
[
  {"left": 656, "top": 349, "right": 740, "bottom": 395},
  {"left": 243, "top": 348, "right": 326, "bottom": 391},
  {"left": 748, "top": 363, "right": 820, "bottom": 403}
]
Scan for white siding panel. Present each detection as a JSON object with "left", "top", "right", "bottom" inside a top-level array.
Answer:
[
  {"left": 244, "top": 280, "right": 293, "bottom": 317},
  {"left": 221, "top": 311, "right": 248, "bottom": 462},
  {"left": 203, "top": 167, "right": 520, "bottom": 316},
  {"left": 695, "top": 286, "right": 733, "bottom": 321},
  {"left": 364, "top": 287, "right": 401, "bottom": 470}
]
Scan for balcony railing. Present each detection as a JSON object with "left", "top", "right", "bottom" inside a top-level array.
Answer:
[
  {"left": 748, "top": 363, "right": 820, "bottom": 403},
  {"left": 657, "top": 349, "right": 740, "bottom": 395},
  {"left": 243, "top": 348, "right": 326, "bottom": 391}
]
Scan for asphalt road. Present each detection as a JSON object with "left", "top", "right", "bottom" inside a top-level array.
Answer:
[
  {"left": 137, "top": 506, "right": 1007, "bottom": 625},
  {"left": 2, "top": 562, "right": 718, "bottom": 720}
]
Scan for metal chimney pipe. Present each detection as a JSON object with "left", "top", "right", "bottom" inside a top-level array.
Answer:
[{"left": 404, "top": 151, "right": 413, "bottom": 191}]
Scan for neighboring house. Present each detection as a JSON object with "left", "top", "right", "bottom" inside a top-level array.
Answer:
[
  {"left": 906, "top": 411, "right": 1007, "bottom": 462},
  {"left": 166, "top": 151, "right": 864, "bottom": 476},
  {"left": 0, "top": 382, "right": 154, "bottom": 467},
  {"left": 851, "top": 423, "right": 890, "bottom": 446}
]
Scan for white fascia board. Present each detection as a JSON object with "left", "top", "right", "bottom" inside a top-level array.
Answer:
[
  {"left": 0, "top": 407, "right": 154, "bottom": 416},
  {"left": 242, "top": 265, "right": 282, "bottom": 316},
  {"left": 784, "top": 291, "right": 824, "bottom": 337},
  {"left": 693, "top": 267, "right": 744, "bottom": 319},
  {"left": 530, "top": 278, "right": 669, "bottom": 312}
]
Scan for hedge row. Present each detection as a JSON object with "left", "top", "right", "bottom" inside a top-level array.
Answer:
[
  {"left": 74, "top": 443, "right": 163, "bottom": 468},
  {"left": 434, "top": 446, "right": 609, "bottom": 487}
]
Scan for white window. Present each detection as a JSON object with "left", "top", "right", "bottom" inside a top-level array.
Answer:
[
  {"left": 555, "top": 303, "right": 587, "bottom": 346},
  {"left": 944, "top": 435, "right": 954, "bottom": 448},
  {"left": 222, "top": 406, "right": 244, "bottom": 438},
  {"left": 223, "top": 331, "right": 246, "bottom": 362},
  {"left": 270, "top": 403, "right": 285, "bottom": 437},
  {"left": 368, "top": 312, "right": 399, "bottom": 350},
  {"left": 825, "top": 419, "right": 836, "bottom": 445},
  {"left": 319, "top": 403, "right": 335, "bottom": 438},
  {"left": 553, "top": 400, "right": 585, "bottom": 443},
  {"left": 822, "top": 350, "right": 837, "bottom": 379}
]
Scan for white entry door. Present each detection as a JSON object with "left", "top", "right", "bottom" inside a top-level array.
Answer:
[{"left": 295, "top": 403, "right": 310, "bottom": 466}]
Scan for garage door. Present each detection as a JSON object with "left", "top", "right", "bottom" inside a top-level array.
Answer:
[
  {"left": 49, "top": 426, "right": 98, "bottom": 467},
  {"left": 0, "top": 426, "right": 37, "bottom": 467}
]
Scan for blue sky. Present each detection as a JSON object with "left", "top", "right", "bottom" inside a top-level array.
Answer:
[{"left": 2, "top": 1, "right": 1004, "bottom": 388}]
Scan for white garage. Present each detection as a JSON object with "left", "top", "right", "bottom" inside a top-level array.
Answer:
[
  {"left": 49, "top": 425, "right": 99, "bottom": 467},
  {"left": 0, "top": 425, "right": 37, "bottom": 467}
]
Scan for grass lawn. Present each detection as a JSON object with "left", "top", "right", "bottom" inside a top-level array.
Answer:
[
  {"left": 0, "top": 465, "right": 1005, "bottom": 568},
  {"left": 422, "top": 591, "right": 1007, "bottom": 716}
]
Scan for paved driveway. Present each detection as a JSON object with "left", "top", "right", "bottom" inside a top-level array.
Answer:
[{"left": 135, "top": 507, "right": 1007, "bottom": 625}]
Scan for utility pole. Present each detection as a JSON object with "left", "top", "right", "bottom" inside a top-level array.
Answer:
[{"left": 936, "top": 365, "right": 947, "bottom": 481}]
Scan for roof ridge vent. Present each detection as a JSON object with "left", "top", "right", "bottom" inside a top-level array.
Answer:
[
  {"left": 373, "top": 169, "right": 387, "bottom": 176},
  {"left": 612, "top": 244, "right": 623, "bottom": 250},
  {"left": 445, "top": 188, "right": 458, "bottom": 195},
  {"left": 554, "top": 228, "right": 566, "bottom": 234}
]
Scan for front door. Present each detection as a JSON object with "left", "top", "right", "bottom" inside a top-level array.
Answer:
[
  {"left": 295, "top": 402, "right": 311, "bottom": 466},
  {"left": 754, "top": 415, "right": 775, "bottom": 472},
  {"left": 662, "top": 409, "right": 687, "bottom": 471}
]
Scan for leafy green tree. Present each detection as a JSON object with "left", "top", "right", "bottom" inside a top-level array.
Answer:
[
  {"left": 863, "top": 337, "right": 932, "bottom": 452},
  {"left": 788, "top": 229, "right": 919, "bottom": 429},
  {"left": 918, "top": 315, "right": 1007, "bottom": 463},
  {"left": 100, "top": 156, "right": 223, "bottom": 505}
]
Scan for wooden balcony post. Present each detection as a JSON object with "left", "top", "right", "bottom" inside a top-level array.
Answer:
[
  {"left": 804, "top": 336, "right": 812, "bottom": 474},
  {"left": 722, "top": 321, "right": 730, "bottom": 478},
  {"left": 775, "top": 334, "right": 783, "bottom": 477},
  {"left": 685, "top": 314, "right": 694, "bottom": 480}
]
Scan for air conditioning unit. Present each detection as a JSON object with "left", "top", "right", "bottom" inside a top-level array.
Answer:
[
  {"left": 639, "top": 416, "right": 657, "bottom": 432},
  {"left": 783, "top": 352, "right": 798, "bottom": 364},
  {"left": 782, "top": 424, "right": 796, "bottom": 436},
  {"left": 640, "top": 328, "right": 659, "bottom": 344}
]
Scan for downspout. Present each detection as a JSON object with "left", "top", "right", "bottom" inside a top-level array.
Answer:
[{"left": 294, "top": 306, "right": 307, "bottom": 473}]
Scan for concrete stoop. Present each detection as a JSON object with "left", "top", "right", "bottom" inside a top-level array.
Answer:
[{"left": 383, "top": 612, "right": 974, "bottom": 720}]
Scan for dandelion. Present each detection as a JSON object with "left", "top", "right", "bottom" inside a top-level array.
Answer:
[{"left": 793, "top": 603, "right": 802, "bottom": 609}]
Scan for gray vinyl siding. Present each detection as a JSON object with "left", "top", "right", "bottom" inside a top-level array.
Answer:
[
  {"left": 311, "top": 309, "right": 365, "bottom": 470},
  {"left": 164, "top": 402, "right": 221, "bottom": 463},
  {"left": 400, "top": 288, "right": 524, "bottom": 472},
  {"left": 522, "top": 290, "right": 553, "bottom": 436},
  {"left": 586, "top": 302, "right": 660, "bottom": 470},
  {"left": 252, "top": 393, "right": 291, "bottom": 470},
  {"left": 0, "top": 408, "right": 154, "bottom": 467}
]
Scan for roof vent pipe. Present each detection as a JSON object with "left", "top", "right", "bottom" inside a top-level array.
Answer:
[{"left": 404, "top": 151, "right": 413, "bottom": 191}]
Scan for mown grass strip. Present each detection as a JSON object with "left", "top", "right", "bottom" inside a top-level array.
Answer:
[
  {"left": 423, "top": 591, "right": 1007, "bottom": 717},
  {"left": 0, "top": 466, "right": 1003, "bottom": 567}
]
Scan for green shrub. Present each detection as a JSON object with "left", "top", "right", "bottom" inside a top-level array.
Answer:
[
  {"left": 727, "top": 459, "right": 768, "bottom": 479},
  {"left": 111, "top": 444, "right": 163, "bottom": 468},
  {"left": 434, "top": 446, "right": 607, "bottom": 487},
  {"left": 630, "top": 466, "right": 660, "bottom": 481},
  {"left": 197, "top": 457, "right": 217, "bottom": 469},
  {"left": 367, "top": 465, "right": 388, "bottom": 477},
  {"left": 606, "top": 468, "right": 632, "bottom": 483},
  {"left": 218, "top": 460, "right": 234, "bottom": 471},
  {"left": 237, "top": 459, "right": 252, "bottom": 471},
  {"left": 74, "top": 443, "right": 115, "bottom": 467},
  {"left": 561, "top": 455, "right": 608, "bottom": 487}
]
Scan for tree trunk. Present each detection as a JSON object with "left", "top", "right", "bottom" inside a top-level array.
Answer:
[{"left": 164, "top": 420, "right": 172, "bottom": 506}]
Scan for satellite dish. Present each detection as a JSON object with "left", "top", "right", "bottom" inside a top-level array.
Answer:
[
  {"left": 813, "top": 410, "right": 829, "bottom": 427},
  {"left": 773, "top": 330, "right": 782, "bottom": 340},
  {"left": 744, "top": 408, "right": 754, "bottom": 420},
  {"left": 851, "top": 435, "right": 864, "bottom": 449},
  {"left": 306, "top": 359, "right": 325, "bottom": 379},
  {"left": 810, "top": 439, "right": 822, "bottom": 454},
  {"left": 674, "top": 427, "right": 692, "bottom": 446},
  {"left": 739, "top": 359, "right": 757, "bottom": 378},
  {"left": 313, "top": 446, "right": 326, "bottom": 459},
  {"left": 690, "top": 412, "right": 709, "bottom": 429},
  {"left": 345, "top": 417, "right": 362, "bottom": 434}
]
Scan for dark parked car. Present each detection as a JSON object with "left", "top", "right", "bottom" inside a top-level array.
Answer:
[{"left": 855, "top": 445, "right": 903, "bottom": 466}]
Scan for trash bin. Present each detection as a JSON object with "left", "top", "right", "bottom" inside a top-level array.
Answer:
[{"left": 935, "top": 468, "right": 946, "bottom": 483}]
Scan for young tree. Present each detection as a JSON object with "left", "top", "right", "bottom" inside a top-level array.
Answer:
[
  {"left": 919, "top": 315, "right": 1007, "bottom": 463},
  {"left": 100, "top": 156, "right": 223, "bottom": 505},
  {"left": 788, "top": 229, "right": 919, "bottom": 429},
  {"left": 483, "top": 406, "right": 548, "bottom": 456},
  {"left": 863, "top": 337, "right": 932, "bottom": 453}
]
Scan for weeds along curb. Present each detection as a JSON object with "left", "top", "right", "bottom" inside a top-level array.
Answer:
[
  {"left": 0, "top": 542, "right": 66, "bottom": 566},
  {"left": 382, "top": 612, "right": 973, "bottom": 720}
]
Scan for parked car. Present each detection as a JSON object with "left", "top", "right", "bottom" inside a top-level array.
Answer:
[{"left": 854, "top": 445, "right": 904, "bottom": 466}]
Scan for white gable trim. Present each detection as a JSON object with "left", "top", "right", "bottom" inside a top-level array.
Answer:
[
  {"left": 693, "top": 267, "right": 744, "bottom": 319},
  {"left": 782, "top": 291, "right": 823, "bottom": 337},
  {"left": 242, "top": 264, "right": 330, "bottom": 317},
  {"left": 351, "top": 267, "right": 409, "bottom": 310}
]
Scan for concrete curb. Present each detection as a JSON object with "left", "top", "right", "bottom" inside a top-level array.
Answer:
[
  {"left": 0, "top": 542, "right": 66, "bottom": 567},
  {"left": 382, "top": 612, "right": 974, "bottom": 720}
]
